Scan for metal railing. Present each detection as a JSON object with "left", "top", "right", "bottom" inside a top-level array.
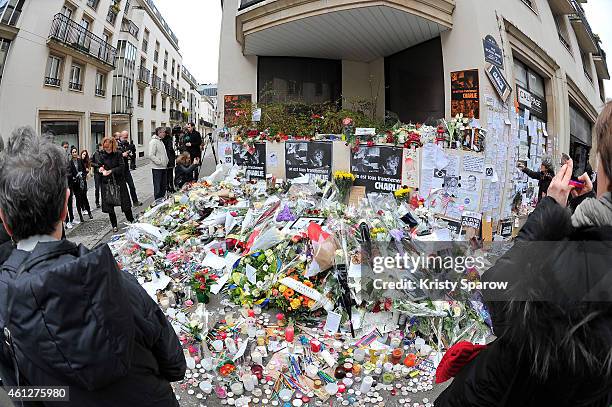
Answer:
[
  {"left": 138, "top": 66, "right": 150, "bottom": 84},
  {"left": 95, "top": 88, "right": 106, "bottom": 97},
  {"left": 120, "top": 18, "right": 139, "bottom": 39},
  {"left": 170, "top": 109, "right": 182, "bottom": 121},
  {"left": 162, "top": 81, "right": 171, "bottom": 95},
  {"left": 49, "top": 13, "right": 117, "bottom": 67},
  {"left": 44, "top": 77, "right": 61, "bottom": 87},
  {"left": 569, "top": 0, "right": 596, "bottom": 44},
  {"left": 584, "top": 68, "right": 593, "bottom": 83},
  {"left": 152, "top": 75, "right": 161, "bottom": 90},
  {"left": 106, "top": 8, "right": 117, "bottom": 25},
  {"left": 69, "top": 81, "right": 82, "bottom": 91}
]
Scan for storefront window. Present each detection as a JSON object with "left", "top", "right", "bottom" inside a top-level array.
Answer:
[
  {"left": 569, "top": 103, "right": 592, "bottom": 176},
  {"left": 257, "top": 57, "right": 341, "bottom": 105},
  {"left": 41, "top": 121, "right": 79, "bottom": 151},
  {"left": 91, "top": 120, "right": 105, "bottom": 153}
]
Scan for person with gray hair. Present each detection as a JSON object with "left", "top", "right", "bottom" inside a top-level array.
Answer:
[{"left": 0, "top": 127, "right": 185, "bottom": 405}]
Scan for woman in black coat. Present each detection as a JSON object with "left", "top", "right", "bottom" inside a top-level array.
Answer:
[
  {"left": 436, "top": 104, "right": 612, "bottom": 407},
  {"left": 174, "top": 151, "right": 200, "bottom": 189},
  {"left": 164, "top": 127, "right": 177, "bottom": 193},
  {"left": 517, "top": 158, "right": 554, "bottom": 202},
  {"left": 99, "top": 137, "right": 134, "bottom": 232}
]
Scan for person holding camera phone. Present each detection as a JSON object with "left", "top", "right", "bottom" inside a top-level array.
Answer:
[{"left": 517, "top": 157, "right": 555, "bottom": 203}]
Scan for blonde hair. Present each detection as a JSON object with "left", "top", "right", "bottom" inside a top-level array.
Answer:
[
  {"left": 102, "top": 136, "right": 118, "bottom": 153},
  {"left": 176, "top": 151, "right": 191, "bottom": 166}
]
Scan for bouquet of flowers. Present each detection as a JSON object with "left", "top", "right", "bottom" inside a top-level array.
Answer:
[
  {"left": 394, "top": 187, "right": 412, "bottom": 203},
  {"left": 271, "top": 263, "right": 325, "bottom": 320},
  {"left": 333, "top": 171, "right": 355, "bottom": 204},
  {"left": 228, "top": 249, "right": 281, "bottom": 307},
  {"left": 190, "top": 268, "right": 218, "bottom": 304}
]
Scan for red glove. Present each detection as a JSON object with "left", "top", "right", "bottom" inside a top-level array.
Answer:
[{"left": 435, "top": 341, "right": 487, "bottom": 383}]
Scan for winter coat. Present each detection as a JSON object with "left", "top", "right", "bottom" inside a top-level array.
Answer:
[
  {"left": 182, "top": 130, "right": 202, "bottom": 161},
  {"left": 69, "top": 158, "right": 87, "bottom": 191},
  {"left": 435, "top": 196, "right": 612, "bottom": 407},
  {"left": 521, "top": 167, "right": 554, "bottom": 201},
  {"left": 174, "top": 164, "right": 198, "bottom": 189},
  {"left": 99, "top": 151, "right": 132, "bottom": 214},
  {"left": 118, "top": 140, "right": 134, "bottom": 172},
  {"left": 0, "top": 224, "right": 9, "bottom": 246},
  {"left": 0, "top": 239, "right": 185, "bottom": 406},
  {"left": 149, "top": 136, "right": 169, "bottom": 170},
  {"left": 163, "top": 135, "right": 176, "bottom": 168}
]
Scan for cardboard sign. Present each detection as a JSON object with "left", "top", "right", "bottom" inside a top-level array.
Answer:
[
  {"left": 451, "top": 69, "right": 480, "bottom": 119},
  {"left": 500, "top": 219, "right": 513, "bottom": 237},
  {"left": 351, "top": 145, "right": 403, "bottom": 193},
  {"left": 285, "top": 141, "right": 333, "bottom": 181},
  {"left": 232, "top": 142, "right": 266, "bottom": 180},
  {"left": 460, "top": 211, "right": 482, "bottom": 235}
]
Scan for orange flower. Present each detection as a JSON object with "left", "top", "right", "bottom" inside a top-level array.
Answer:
[
  {"left": 283, "top": 288, "right": 295, "bottom": 299},
  {"left": 303, "top": 280, "right": 313, "bottom": 288}
]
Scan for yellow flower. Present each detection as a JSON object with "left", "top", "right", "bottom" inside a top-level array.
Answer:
[
  {"left": 290, "top": 298, "right": 301, "bottom": 309},
  {"left": 278, "top": 285, "right": 287, "bottom": 293}
]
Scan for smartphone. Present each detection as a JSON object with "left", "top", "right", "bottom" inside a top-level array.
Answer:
[
  {"left": 561, "top": 153, "right": 571, "bottom": 166},
  {"left": 569, "top": 180, "right": 585, "bottom": 189}
]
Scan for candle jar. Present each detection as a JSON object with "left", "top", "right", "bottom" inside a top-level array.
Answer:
[
  {"left": 215, "top": 384, "right": 227, "bottom": 399},
  {"left": 391, "top": 348, "right": 404, "bottom": 365},
  {"left": 334, "top": 366, "right": 347, "bottom": 380},
  {"left": 352, "top": 363, "right": 362, "bottom": 376},
  {"left": 353, "top": 348, "right": 366, "bottom": 362},
  {"left": 256, "top": 331, "right": 266, "bottom": 347},
  {"left": 251, "top": 350, "right": 263, "bottom": 365},
  {"left": 251, "top": 364, "right": 264, "bottom": 380},
  {"left": 243, "top": 374, "right": 256, "bottom": 392},
  {"left": 383, "top": 362, "right": 393, "bottom": 372},
  {"left": 230, "top": 382, "right": 244, "bottom": 396},
  {"left": 200, "top": 380, "right": 213, "bottom": 394},
  {"left": 360, "top": 376, "right": 373, "bottom": 393},
  {"left": 285, "top": 324, "right": 295, "bottom": 343},
  {"left": 310, "top": 340, "right": 322, "bottom": 353},
  {"left": 325, "top": 382, "right": 339, "bottom": 396},
  {"left": 363, "top": 363, "right": 375, "bottom": 376},
  {"left": 382, "top": 372, "right": 395, "bottom": 385}
]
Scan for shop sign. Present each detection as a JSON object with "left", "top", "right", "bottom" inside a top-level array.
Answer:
[
  {"left": 485, "top": 64, "right": 511, "bottom": 102},
  {"left": 232, "top": 142, "right": 266, "bottom": 180},
  {"left": 285, "top": 141, "right": 333, "bottom": 181},
  {"left": 483, "top": 35, "right": 504, "bottom": 69},
  {"left": 351, "top": 145, "right": 403, "bottom": 193},
  {"left": 516, "top": 85, "right": 547, "bottom": 119},
  {"left": 451, "top": 69, "right": 480, "bottom": 119}
]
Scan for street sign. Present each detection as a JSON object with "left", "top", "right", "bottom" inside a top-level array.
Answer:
[
  {"left": 485, "top": 64, "right": 512, "bottom": 102},
  {"left": 483, "top": 35, "right": 504, "bottom": 69}
]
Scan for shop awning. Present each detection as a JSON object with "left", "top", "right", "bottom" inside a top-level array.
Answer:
[{"left": 236, "top": 0, "right": 455, "bottom": 62}]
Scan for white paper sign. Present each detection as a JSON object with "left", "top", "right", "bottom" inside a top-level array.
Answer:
[
  {"left": 246, "top": 264, "right": 257, "bottom": 284},
  {"left": 462, "top": 154, "right": 485, "bottom": 173},
  {"left": 324, "top": 311, "right": 342, "bottom": 333},
  {"left": 280, "top": 277, "right": 334, "bottom": 311}
]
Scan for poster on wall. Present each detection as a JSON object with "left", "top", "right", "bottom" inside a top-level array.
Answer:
[
  {"left": 285, "top": 141, "right": 333, "bottom": 181},
  {"left": 402, "top": 148, "right": 420, "bottom": 189},
  {"left": 451, "top": 69, "right": 480, "bottom": 119},
  {"left": 218, "top": 141, "right": 234, "bottom": 165},
  {"left": 351, "top": 145, "right": 403, "bottom": 192},
  {"left": 224, "top": 94, "right": 251, "bottom": 126},
  {"left": 232, "top": 142, "right": 266, "bottom": 180}
]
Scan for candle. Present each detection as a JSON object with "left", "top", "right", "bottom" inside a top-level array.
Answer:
[
  {"left": 353, "top": 348, "right": 366, "bottom": 362},
  {"left": 212, "top": 340, "right": 224, "bottom": 352},
  {"left": 352, "top": 363, "right": 362, "bottom": 376},
  {"left": 251, "top": 351, "right": 263, "bottom": 365},
  {"left": 325, "top": 382, "right": 339, "bottom": 396},
  {"left": 230, "top": 382, "right": 244, "bottom": 396},
  {"left": 225, "top": 337, "right": 238, "bottom": 354},
  {"left": 199, "top": 380, "right": 213, "bottom": 394},
  {"left": 202, "top": 357, "right": 214, "bottom": 371},
  {"left": 383, "top": 362, "right": 393, "bottom": 372},
  {"left": 360, "top": 376, "right": 373, "bottom": 393},
  {"left": 382, "top": 372, "right": 395, "bottom": 384},
  {"left": 243, "top": 374, "right": 256, "bottom": 392},
  {"left": 215, "top": 384, "right": 227, "bottom": 399},
  {"left": 279, "top": 389, "right": 293, "bottom": 402},
  {"left": 310, "top": 340, "right": 322, "bottom": 353},
  {"left": 320, "top": 350, "right": 336, "bottom": 367},
  {"left": 391, "top": 348, "right": 404, "bottom": 365},
  {"left": 285, "top": 324, "right": 295, "bottom": 343},
  {"left": 251, "top": 364, "right": 264, "bottom": 380}
]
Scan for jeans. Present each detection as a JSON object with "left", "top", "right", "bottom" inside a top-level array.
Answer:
[
  {"left": 167, "top": 167, "right": 175, "bottom": 192},
  {"left": 125, "top": 169, "right": 139, "bottom": 204},
  {"left": 152, "top": 169, "right": 167, "bottom": 200},
  {"left": 66, "top": 188, "right": 74, "bottom": 222},
  {"left": 94, "top": 172, "right": 102, "bottom": 205},
  {"left": 108, "top": 207, "right": 134, "bottom": 228}
]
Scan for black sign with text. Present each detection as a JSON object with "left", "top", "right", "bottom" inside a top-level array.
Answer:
[
  {"left": 232, "top": 142, "right": 266, "bottom": 180},
  {"left": 350, "top": 145, "right": 403, "bottom": 193},
  {"left": 285, "top": 141, "right": 333, "bottom": 181},
  {"left": 483, "top": 35, "right": 504, "bottom": 69}
]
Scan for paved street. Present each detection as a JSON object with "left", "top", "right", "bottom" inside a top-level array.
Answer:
[{"left": 66, "top": 146, "right": 218, "bottom": 248}]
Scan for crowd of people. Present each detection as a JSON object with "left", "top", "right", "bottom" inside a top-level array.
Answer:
[{"left": 0, "top": 101, "right": 610, "bottom": 406}]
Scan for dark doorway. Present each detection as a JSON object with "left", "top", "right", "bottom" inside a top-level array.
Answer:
[{"left": 385, "top": 37, "right": 445, "bottom": 124}]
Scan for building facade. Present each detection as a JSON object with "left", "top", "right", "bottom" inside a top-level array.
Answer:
[
  {"left": 218, "top": 0, "right": 609, "bottom": 172},
  {"left": 0, "top": 0, "right": 202, "bottom": 159}
]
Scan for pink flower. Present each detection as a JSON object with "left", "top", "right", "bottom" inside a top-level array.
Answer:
[
  {"left": 185, "top": 299, "right": 194, "bottom": 307},
  {"left": 342, "top": 117, "right": 353, "bottom": 126},
  {"left": 276, "top": 313, "right": 285, "bottom": 321}
]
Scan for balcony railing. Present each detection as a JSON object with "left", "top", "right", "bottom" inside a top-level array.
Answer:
[
  {"left": 95, "top": 88, "right": 105, "bottom": 97},
  {"left": 49, "top": 13, "right": 117, "bottom": 67},
  {"left": 170, "top": 109, "right": 182, "bottom": 121},
  {"left": 120, "top": 18, "right": 139, "bottom": 39},
  {"left": 106, "top": 9, "right": 117, "bottom": 25},
  {"left": 151, "top": 75, "right": 161, "bottom": 91},
  {"left": 162, "top": 81, "right": 170, "bottom": 95},
  {"left": 45, "top": 77, "right": 61, "bottom": 87},
  {"left": 138, "top": 66, "right": 150, "bottom": 85},
  {"left": 69, "top": 81, "right": 82, "bottom": 91},
  {"left": 86, "top": 0, "right": 100, "bottom": 10}
]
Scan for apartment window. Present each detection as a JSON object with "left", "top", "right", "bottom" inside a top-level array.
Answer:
[
  {"left": 69, "top": 64, "right": 83, "bottom": 91},
  {"left": 137, "top": 120, "right": 143, "bottom": 145},
  {"left": 0, "top": 38, "right": 11, "bottom": 85},
  {"left": 77, "top": 16, "right": 93, "bottom": 49},
  {"left": 142, "top": 29, "right": 149, "bottom": 53},
  {"left": 86, "top": 0, "right": 99, "bottom": 11},
  {"left": 520, "top": 0, "right": 537, "bottom": 13},
  {"left": 137, "top": 88, "right": 144, "bottom": 107},
  {"left": 171, "top": 59, "right": 175, "bottom": 76},
  {"left": 45, "top": 55, "right": 62, "bottom": 87},
  {"left": 582, "top": 53, "right": 593, "bottom": 84},
  {"left": 151, "top": 121, "right": 156, "bottom": 137},
  {"left": 161, "top": 122, "right": 166, "bottom": 128},
  {"left": 154, "top": 41, "right": 159, "bottom": 62},
  {"left": 569, "top": 103, "right": 593, "bottom": 177},
  {"left": 162, "top": 97, "right": 167, "bottom": 112},
  {"left": 0, "top": 0, "right": 25, "bottom": 27},
  {"left": 177, "top": 65, "right": 180, "bottom": 81},
  {"left": 106, "top": 7, "right": 117, "bottom": 26},
  {"left": 164, "top": 51, "right": 168, "bottom": 70},
  {"left": 61, "top": 4, "right": 73, "bottom": 19},
  {"left": 151, "top": 93, "right": 156, "bottom": 109},
  {"left": 95, "top": 72, "right": 106, "bottom": 97},
  {"left": 554, "top": 15, "right": 572, "bottom": 53}
]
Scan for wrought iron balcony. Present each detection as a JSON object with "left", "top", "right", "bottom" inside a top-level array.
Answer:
[
  {"left": 48, "top": 13, "right": 117, "bottom": 68},
  {"left": 569, "top": 0, "right": 598, "bottom": 53},
  {"left": 137, "top": 66, "right": 150, "bottom": 85},
  {"left": 151, "top": 75, "right": 161, "bottom": 91},
  {"left": 95, "top": 88, "right": 106, "bottom": 97},
  {"left": 120, "top": 18, "right": 139, "bottom": 39},
  {"left": 162, "top": 81, "right": 171, "bottom": 96},
  {"left": 170, "top": 109, "right": 182, "bottom": 121},
  {"left": 69, "top": 81, "right": 82, "bottom": 91},
  {"left": 44, "top": 77, "right": 61, "bottom": 87}
]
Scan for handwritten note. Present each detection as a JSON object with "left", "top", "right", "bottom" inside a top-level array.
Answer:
[{"left": 462, "top": 154, "right": 485, "bottom": 173}]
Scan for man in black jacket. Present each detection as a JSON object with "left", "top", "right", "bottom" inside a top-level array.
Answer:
[
  {"left": 164, "top": 127, "right": 177, "bottom": 193},
  {"left": 182, "top": 122, "right": 202, "bottom": 180},
  {"left": 517, "top": 157, "right": 554, "bottom": 202},
  {"left": 119, "top": 131, "right": 143, "bottom": 207},
  {"left": 0, "top": 127, "right": 185, "bottom": 406}
]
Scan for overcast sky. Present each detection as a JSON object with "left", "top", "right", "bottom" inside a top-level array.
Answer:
[
  {"left": 154, "top": 0, "right": 222, "bottom": 84},
  {"left": 155, "top": 0, "right": 610, "bottom": 98}
]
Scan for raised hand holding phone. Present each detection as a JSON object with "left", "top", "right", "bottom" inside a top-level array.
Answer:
[
  {"left": 570, "top": 172, "right": 593, "bottom": 198},
  {"left": 547, "top": 158, "right": 574, "bottom": 207}
]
